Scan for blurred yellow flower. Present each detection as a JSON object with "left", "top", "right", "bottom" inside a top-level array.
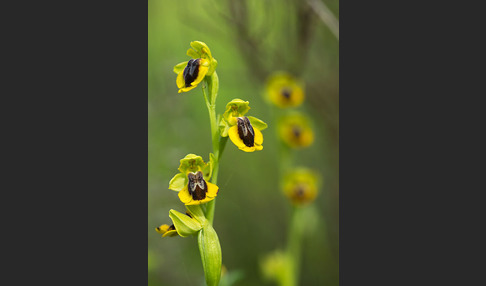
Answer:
[
  {"left": 282, "top": 168, "right": 320, "bottom": 205},
  {"left": 278, "top": 112, "right": 314, "bottom": 148},
  {"left": 265, "top": 72, "right": 304, "bottom": 108},
  {"left": 260, "top": 250, "right": 291, "bottom": 285}
]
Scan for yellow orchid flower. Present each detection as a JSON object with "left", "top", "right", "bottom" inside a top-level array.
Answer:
[
  {"left": 168, "top": 154, "right": 219, "bottom": 205},
  {"left": 173, "top": 41, "right": 218, "bottom": 93},
  {"left": 219, "top": 99, "right": 268, "bottom": 152},
  {"left": 155, "top": 224, "right": 178, "bottom": 237}
]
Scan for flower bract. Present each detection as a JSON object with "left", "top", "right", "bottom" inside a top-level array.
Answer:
[
  {"left": 156, "top": 209, "right": 204, "bottom": 238},
  {"left": 265, "top": 72, "right": 305, "bottom": 108}
]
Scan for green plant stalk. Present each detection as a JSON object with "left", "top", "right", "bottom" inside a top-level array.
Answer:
[
  {"left": 202, "top": 72, "right": 224, "bottom": 225},
  {"left": 187, "top": 204, "right": 222, "bottom": 286},
  {"left": 275, "top": 106, "right": 293, "bottom": 176},
  {"left": 197, "top": 72, "right": 224, "bottom": 286},
  {"left": 285, "top": 206, "right": 304, "bottom": 286}
]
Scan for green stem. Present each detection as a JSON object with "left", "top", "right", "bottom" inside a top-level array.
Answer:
[
  {"left": 285, "top": 206, "right": 304, "bottom": 286},
  {"left": 202, "top": 72, "right": 223, "bottom": 225}
]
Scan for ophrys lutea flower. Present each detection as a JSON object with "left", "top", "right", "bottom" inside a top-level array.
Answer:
[
  {"left": 155, "top": 224, "right": 177, "bottom": 237},
  {"left": 173, "top": 41, "right": 218, "bottom": 93},
  {"left": 169, "top": 154, "right": 219, "bottom": 205},
  {"left": 278, "top": 112, "right": 314, "bottom": 148},
  {"left": 219, "top": 99, "right": 268, "bottom": 152},
  {"left": 282, "top": 168, "right": 320, "bottom": 205},
  {"left": 265, "top": 72, "right": 305, "bottom": 108}
]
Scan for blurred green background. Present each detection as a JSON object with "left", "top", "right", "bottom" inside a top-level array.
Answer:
[{"left": 148, "top": 0, "right": 339, "bottom": 285}]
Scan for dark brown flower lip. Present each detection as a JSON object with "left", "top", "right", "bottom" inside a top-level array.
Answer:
[
  {"left": 281, "top": 87, "right": 292, "bottom": 100},
  {"left": 187, "top": 171, "right": 207, "bottom": 200},
  {"left": 237, "top": 116, "right": 255, "bottom": 147},
  {"left": 183, "top": 59, "right": 200, "bottom": 87},
  {"left": 292, "top": 125, "right": 302, "bottom": 139}
]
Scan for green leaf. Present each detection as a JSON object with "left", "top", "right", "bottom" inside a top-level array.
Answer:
[
  {"left": 219, "top": 117, "right": 230, "bottom": 137},
  {"left": 198, "top": 224, "right": 222, "bottom": 286},
  {"left": 168, "top": 172, "right": 186, "bottom": 192},
  {"left": 185, "top": 205, "right": 207, "bottom": 224},
  {"left": 248, "top": 116, "right": 268, "bottom": 131},
  {"left": 173, "top": 61, "right": 188, "bottom": 74},
  {"left": 208, "top": 57, "right": 218, "bottom": 75}
]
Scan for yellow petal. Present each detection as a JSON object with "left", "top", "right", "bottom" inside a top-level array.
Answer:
[
  {"left": 191, "top": 63, "right": 209, "bottom": 87},
  {"left": 254, "top": 128, "right": 264, "bottom": 145},
  {"left": 178, "top": 186, "right": 193, "bottom": 204},
  {"left": 228, "top": 125, "right": 247, "bottom": 149},
  {"left": 185, "top": 182, "right": 218, "bottom": 205},
  {"left": 228, "top": 125, "right": 264, "bottom": 152},
  {"left": 178, "top": 182, "right": 218, "bottom": 205},
  {"left": 169, "top": 172, "right": 186, "bottom": 192},
  {"left": 156, "top": 224, "right": 178, "bottom": 237},
  {"left": 185, "top": 195, "right": 215, "bottom": 205},
  {"left": 162, "top": 230, "right": 178, "bottom": 237},
  {"left": 173, "top": 61, "right": 188, "bottom": 74},
  {"left": 155, "top": 224, "right": 170, "bottom": 234},
  {"left": 301, "top": 129, "right": 314, "bottom": 147},
  {"left": 176, "top": 71, "right": 185, "bottom": 89},
  {"left": 206, "top": 182, "right": 219, "bottom": 198},
  {"left": 291, "top": 85, "right": 304, "bottom": 106},
  {"left": 179, "top": 85, "right": 198, "bottom": 93},
  {"left": 241, "top": 146, "right": 256, "bottom": 152}
]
